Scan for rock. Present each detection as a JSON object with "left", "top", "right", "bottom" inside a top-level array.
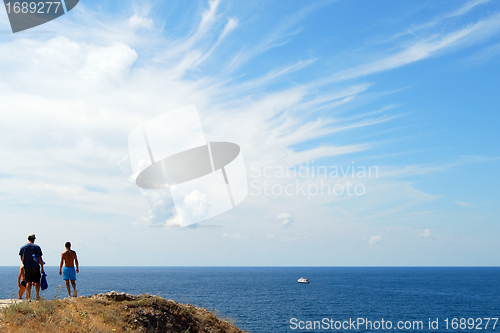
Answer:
[{"left": 90, "top": 291, "right": 141, "bottom": 302}]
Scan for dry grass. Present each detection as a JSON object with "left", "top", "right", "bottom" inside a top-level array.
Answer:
[{"left": 0, "top": 292, "right": 246, "bottom": 333}]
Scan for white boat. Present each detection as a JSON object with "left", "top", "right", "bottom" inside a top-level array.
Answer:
[{"left": 298, "top": 277, "right": 309, "bottom": 283}]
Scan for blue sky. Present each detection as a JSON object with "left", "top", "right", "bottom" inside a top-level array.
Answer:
[{"left": 0, "top": 0, "right": 499, "bottom": 266}]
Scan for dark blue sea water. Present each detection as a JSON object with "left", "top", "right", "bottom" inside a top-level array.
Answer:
[{"left": 1, "top": 267, "right": 499, "bottom": 332}]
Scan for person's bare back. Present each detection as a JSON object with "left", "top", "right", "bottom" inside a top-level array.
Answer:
[{"left": 61, "top": 249, "right": 77, "bottom": 268}]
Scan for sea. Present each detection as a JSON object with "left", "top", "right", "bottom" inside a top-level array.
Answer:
[{"left": 1, "top": 267, "right": 499, "bottom": 332}]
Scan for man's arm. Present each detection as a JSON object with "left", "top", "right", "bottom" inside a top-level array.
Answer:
[
  {"left": 59, "top": 254, "right": 64, "bottom": 275},
  {"left": 20, "top": 255, "right": 23, "bottom": 264},
  {"left": 39, "top": 256, "right": 44, "bottom": 273},
  {"left": 75, "top": 252, "right": 79, "bottom": 273}
]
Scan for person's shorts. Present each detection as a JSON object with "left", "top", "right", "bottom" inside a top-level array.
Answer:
[
  {"left": 20, "top": 281, "right": 26, "bottom": 288},
  {"left": 24, "top": 268, "right": 41, "bottom": 283},
  {"left": 63, "top": 267, "right": 76, "bottom": 281}
]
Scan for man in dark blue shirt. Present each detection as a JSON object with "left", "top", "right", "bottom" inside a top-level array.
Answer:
[{"left": 19, "top": 234, "right": 44, "bottom": 300}]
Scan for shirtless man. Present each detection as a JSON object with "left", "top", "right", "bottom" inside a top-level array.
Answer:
[{"left": 59, "top": 242, "right": 79, "bottom": 298}]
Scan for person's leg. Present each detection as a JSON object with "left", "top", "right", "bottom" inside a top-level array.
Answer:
[
  {"left": 71, "top": 280, "right": 77, "bottom": 297},
  {"left": 18, "top": 285, "right": 25, "bottom": 300},
  {"left": 35, "top": 282, "right": 41, "bottom": 300},
  {"left": 65, "top": 280, "right": 71, "bottom": 297},
  {"left": 25, "top": 282, "right": 32, "bottom": 300}
]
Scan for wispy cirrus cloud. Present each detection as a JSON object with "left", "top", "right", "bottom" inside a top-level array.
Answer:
[
  {"left": 326, "top": 11, "right": 500, "bottom": 83},
  {"left": 223, "top": 1, "right": 326, "bottom": 73},
  {"left": 389, "top": 0, "right": 491, "bottom": 41}
]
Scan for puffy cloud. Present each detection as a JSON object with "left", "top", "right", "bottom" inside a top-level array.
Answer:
[
  {"left": 368, "top": 235, "right": 382, "bottom": 245},
  {"left": 183, "top": 190, "right": 209, "bottom": 217},
  {"left": 82, "top": 42, "right": 138, "bottom": 80},
  {"left": 275, "top": 212, "right": 293, "bottom": 227},
  {"left": 416, "top": 228, "right": 432, "bottom": 238},
  {"left": 137, "top": 189, "right": 176, "bottom": 226}
]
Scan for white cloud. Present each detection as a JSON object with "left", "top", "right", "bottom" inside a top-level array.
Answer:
[
  {"left": 327, "top": 12, "right": 500, "bottom": 82},
  {"left": 275, "top": 212, "right": 294, "bottom": 227},
  {"left": 82, "top": 42, "right": 138, "bottom": 80},
  {"left": 388, "top": 0, "right": 491, "bottom": 41},
  {"left": 222, "top": 233, "right": 242, "bottom": 239},
  {"left": 368, "top": 235, "right": 382, "bottom": 245},
  {"left": 128, "top": 15, "right": 153, "bottom": 30},
  {"left": 448, "top": 0, "right": 491, "bottom": 18},
  {"left": 136, "top": 189, "right": 176, "bottom": 226},
  {"left": 276, "top": 213, "right": 292, "bottom": 220},
  {"left": 164, "top": 215, "right": 182, "bottom": 228},
  {"left": 416, "top": 228, "right": 432, "bottom": 238},
  {"left": 184, "top": 190, "right": 209, "bottom": 217}
]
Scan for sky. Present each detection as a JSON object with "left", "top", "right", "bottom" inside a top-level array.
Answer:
[{"left": 0, "top": 0, "right": 499, "bottom": 266}]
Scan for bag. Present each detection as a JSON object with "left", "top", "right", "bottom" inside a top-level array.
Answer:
[{"left": 41, "top": 272, "right": 48, "bottom": 290}]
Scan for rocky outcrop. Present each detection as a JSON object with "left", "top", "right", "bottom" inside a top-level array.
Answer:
[
  {"left": 90, "top": 291, "right": 244, "bottom": 333},
  {"left": 0, "top": 292, "right": 245, "bottom": 333}
]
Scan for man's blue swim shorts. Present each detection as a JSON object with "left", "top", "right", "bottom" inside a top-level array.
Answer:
[{"left": 62, "top": 267, "right": 76, "bottom": 281}]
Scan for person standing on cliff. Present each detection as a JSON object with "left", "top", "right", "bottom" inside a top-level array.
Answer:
[
  {"left": 19, "top": 234, "right": 44, "bottom": 301},
  {"left": 17, "top": 265, "right": 26, "bottom": 299},
  {"left": 59, "top": 241, "right": 79, "bottom": 297}
]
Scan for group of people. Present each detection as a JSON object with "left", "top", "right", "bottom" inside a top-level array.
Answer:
[{"left": 18, "top": 234, "right": 80, "bottom": 300}]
